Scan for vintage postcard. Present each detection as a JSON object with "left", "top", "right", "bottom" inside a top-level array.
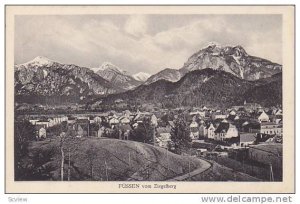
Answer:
[{"left": 5, "top": 5, "right": 295, "bottom": 193}]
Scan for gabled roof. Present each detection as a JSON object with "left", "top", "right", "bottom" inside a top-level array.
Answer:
[
  {"left": 215, "top": 122, "right": 236, "bottom": 133},
  {"left": 168, "top": 121, "right": 175, "bottom": 128},
  {"left": 215, "top": 122, "right": 230, "bottom": 133},
  {"left": 257, "top": 110, "right": 269, "bottom": 119}
]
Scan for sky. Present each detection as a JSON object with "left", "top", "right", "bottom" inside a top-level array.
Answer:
[{"left": 15, "top": 14, "right": 282, "bottom": 75}]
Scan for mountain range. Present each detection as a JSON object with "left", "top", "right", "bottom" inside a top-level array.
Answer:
[
  {"left": 15, "top": 57, "right": 122, "bottom": 104},
  {"left": 97, "top": 68, "right": 282, "bottom": 109},
  {"left": 14, "top": 43, "right": 282, "bottom": 107}
]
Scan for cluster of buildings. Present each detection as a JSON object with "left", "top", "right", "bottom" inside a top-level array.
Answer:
[
  {"left": 25, "top": 101, "right": 283, "bottom": 150},
  {"left": 27, "top": 110, "right": 158, "bottom": 140},
  {"left": 154, "top": 102, "right": 283, "bottom": 149}
]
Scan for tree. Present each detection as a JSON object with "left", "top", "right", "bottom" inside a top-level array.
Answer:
[
  {"left": 170, "top": 116, "right": 191, "bottom": 155},
  {"left": 130, "top": 118, "right": 155, "bottom": 144},
  {"left": 14, "top": 119, "right": 35, "bottom": 180},
  {"left": 84, "top": 144, "right": 98, "bottom": 180},
  {"left": 57, "top": 122, "right": 80, "bottom": 181}
]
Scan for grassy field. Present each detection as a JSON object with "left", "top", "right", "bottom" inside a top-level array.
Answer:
[{"left": 25, "top": 137, "right": 208, "bottom": 181}]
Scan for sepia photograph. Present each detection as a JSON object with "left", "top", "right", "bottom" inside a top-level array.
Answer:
[{"left": 5, "top": 5, "right": 295, "bottom": 193}]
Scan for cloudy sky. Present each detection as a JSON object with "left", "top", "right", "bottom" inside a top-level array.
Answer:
[{"left": 15, "top": 14, "right": 282, "bottom": 75}]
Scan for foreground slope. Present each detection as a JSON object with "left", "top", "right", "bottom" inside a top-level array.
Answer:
[{"left": 23, "top": 138, "right": 209, "bottom": 181}]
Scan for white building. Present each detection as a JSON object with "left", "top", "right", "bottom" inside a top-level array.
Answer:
[
  {"left": 38, "top": 127, "right": 47, "bottom": 139},
  {"left": 207, "top": 123, "right": 216, "bottom": 139},
  {"left": 257, "top": 111, "right": 270, "bottom": 123},
  {"left": 214, "top": 120, "right": 238, "bottom": 141}
]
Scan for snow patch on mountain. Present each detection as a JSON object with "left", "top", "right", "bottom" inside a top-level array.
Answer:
[
  {"left": 19, "top": 56, "right": 53, "bottom": 66},
  {"left": 99, "top": 62, "right": 127, "bottom": 74},
  {"left": 16, "top": 56, "right": 54, "bottom": 69},
  {"left": 132, "top": 72, "right": 151, "bottom": 81}
]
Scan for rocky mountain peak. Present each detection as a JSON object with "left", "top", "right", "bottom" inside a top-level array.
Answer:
[
  {"left": 96, "top": 62, "right": 142, "bottom": 90},
  {"left": 16, "top": 56, "right": 54, "bottom": 70},
  {"left": 180, "top": 44, "right": 281, "bottom": 80},
  {"left": 99, "top": 62, "right": 127, "bottom": 75}
]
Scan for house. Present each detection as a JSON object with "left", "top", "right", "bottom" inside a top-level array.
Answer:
[
  {"left": 190, "top": 121, "right": 199, "bottom": 140},
  {"left": 94, "top": 116, "right": 102, "bottom": 124},
  {"left": 250, "top": 122, "right": 282, "bottom": 136},
  {"left": 38, "top": 127, "right": 47, "bottom": 138},
  {"left": 156, "top": 127, "right": 172, "bottom": 149},
  {"left": 206, "top": 123, "right": 215, "bottom": 139},
  {"left": 150, "top": 114, "right": 158, "bottom": 127},
  {"left": 77, "top": 116, "right": 90, "bottom": 120},
  {"left": 239, "top": 133, "right": 257, "bottom": 147},
  {"left": 77, "top": 125, "right": 86, "bottom": 137},
  {"left": 35, "top": 124, "right": 47, "bottom": 140},
  {"left": 189, "top": 110, "right": 206, "bottom": 118},
  {"left": 67, "top": 116, "right": 76, "bottom": 124},
  {"left": 257, "top": 111, "right": 270, "bottom": 123},
  {"left": 261, "top": 122, "right": 282, "bottom": 136},
  {"left": 97, "top": 126, "right": 106, "bottom": 137},
  {"left": 229, "top": 110, "right": 237, "bottom": 116},
  {"left": 35, "top": 119, "right": 50, "bottom": 128},
  {"left": 75, "top": 119, "right": 90, "bottom": 137},
  {"left": 109, "top": 117, "right": 120, "bottom": 126},
  {"left": 211, "top": 112, "right": 227, "bottom": 120},
  {"left": 214, "top": 119, "right": 238, "bottom": 141},
  {"left": 119, "top": 116, "right": 130, "bottom": 124}
]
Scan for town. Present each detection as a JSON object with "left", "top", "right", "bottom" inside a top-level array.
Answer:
[{"left": 15, "top": 100, "right": 283, "bottom": 181}]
